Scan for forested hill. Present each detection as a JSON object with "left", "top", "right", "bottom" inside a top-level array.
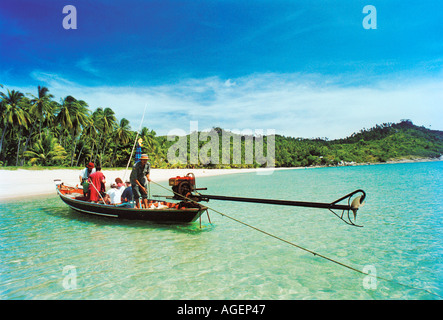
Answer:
[
  {"left": 274, "top": 120, "right": 443, "bottom": 167},
  {"left": 2, "top": 85, "right": 441, "bottom": 168},
  {"left": 1, "top": 83, "right": 442, "bottom": 169}
]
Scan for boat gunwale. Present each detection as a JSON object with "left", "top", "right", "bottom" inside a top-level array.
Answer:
[
  {"left": 56, "top": 185, "right": 208, "bottom": 224},
  {"left": 57, "top": 189, "right": 206, "bottom": 212}
]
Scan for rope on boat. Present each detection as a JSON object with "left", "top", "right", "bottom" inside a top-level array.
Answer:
[{"left": 150, "top": 179, "right": 442, "bottom": 299}]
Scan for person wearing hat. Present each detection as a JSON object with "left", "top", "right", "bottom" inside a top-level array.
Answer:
[
  {"left": 129, "top": 154, "right": 151, "bottom": 209},
  {"left": 79, "top": 162, "right": 96, "bottom": 197}
]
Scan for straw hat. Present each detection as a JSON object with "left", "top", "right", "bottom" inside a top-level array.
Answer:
[{"left": 140, "top": 154, "right": 149, "bottom": 160}]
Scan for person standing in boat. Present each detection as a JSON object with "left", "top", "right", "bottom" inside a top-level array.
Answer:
[
  {"left": 130, "top": 154, "right": 151, "bottom": 209},
  {"left": 88, "top": 165, "right": 106, "bottom": 203},
  {"left": 79, "top": 162, "right": 96, "bottom": 197},
  {"left": 134, "top": 138, "right": 143, "bottom": 164}
]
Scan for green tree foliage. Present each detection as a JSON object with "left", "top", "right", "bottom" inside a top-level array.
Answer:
[
  {"left": 23, "top": 131, "right": 67, "bottom": 166},
  {"left": 274, "top": 120, "right": 443, "bottom": 167},
  {"left": 1, "top": 85, "right": 442, "bottom": 168}
]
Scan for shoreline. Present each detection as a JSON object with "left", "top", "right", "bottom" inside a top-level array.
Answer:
[
  {"left": 309, "top": 156, "right": 443, "bottom": 169},
  {"left": 0, "top": 157, "right": 441, "bottom": 202},
  {"left": 0, "top": 167, "right": 292, "bottom": 202}
]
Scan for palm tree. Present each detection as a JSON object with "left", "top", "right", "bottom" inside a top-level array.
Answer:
[
  {"left": 140, "top": 127, "right": 157, "bottom": 153},
  {"left": 55, "top": 96, "right": 75, "bottom": 143},
  {"left": 114, "top": 118, "right": 132, "bottom": 145},
  {"left": 90, "top": 108, "right": 104, "bottom": 163},
  {"left": 102, "top": 107, "right": 117, "bottom": 138},
  {"left": 75, "top": 117, "right": 97, "bottom": 166},
  {"left": 20, "top": 86, "right": 54, "bottom": 165},
  {"left": 91, "top": 107, "right": 116, "bottom": 165},
  {"left": 55, "top": 96, "right": 90, "bottom": 166},
  {"left": 44, "top": 100, "right": 58, "bottom": 134},
  {"left": 24, "top": 131, "right": 67, "bottom": 166},
  {"left": 15, "top": 97, "right": 33, "bottom": 165},
  {"left": 111, "top": 118, "right": 132, "bottom": 166},
  {"left": 152, "top": 140, "right": 167, "bottom": 168},
  {"left": 29, "top": 86, "right": 54, "bottom": 139},
  {"left": 69, "top": 99, "right": 89, "bottom": 166},
  {"left": 0, "top": 89, "right": 28, "bottom": 160}
]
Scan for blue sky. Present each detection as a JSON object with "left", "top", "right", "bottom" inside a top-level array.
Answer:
[{"left": 1, "top": 0, "right": 442, "bottom": 138}]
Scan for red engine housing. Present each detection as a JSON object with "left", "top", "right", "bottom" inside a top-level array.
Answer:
[{"left": 169, "top": 173, "right": 196, "bottom": 199}]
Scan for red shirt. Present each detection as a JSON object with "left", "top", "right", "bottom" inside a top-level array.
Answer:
[{"left": 88, "top": 171, "right": 105, "bottom": 201}]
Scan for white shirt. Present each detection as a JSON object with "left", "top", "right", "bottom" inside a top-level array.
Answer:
[
  {"left": 106, "top": 188, "right": 123, "bottom": 204},
  {"left": 80, "top": 167, "right": 96, "bottom": 180}
]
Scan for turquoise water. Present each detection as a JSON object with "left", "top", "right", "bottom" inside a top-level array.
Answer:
[{"left": 0, "top": 162, "right": 442, "bottom": 299}]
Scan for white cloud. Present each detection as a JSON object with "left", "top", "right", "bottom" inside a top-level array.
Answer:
[
  {"left": 30, "top": 71, "right": 77, "bottom": 90},
  {"left": 12, "top": 71, "right": 443, "bottom": 139},
  {"left": 76, "top": 57, "right": 100, "bottom": 76}
]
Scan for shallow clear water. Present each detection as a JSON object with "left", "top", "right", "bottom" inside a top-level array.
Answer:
[{"left": 1, "top": 162, "right": 442, "bottom": 299}]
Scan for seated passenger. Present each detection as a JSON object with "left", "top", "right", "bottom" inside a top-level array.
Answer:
[
  {"left": 105, "top": 183, "right": 123, "bottom": 205},
  {"left": 115, "top": 177, "right": 125, "bottom": 188},
  {"left": 121, "top": 181, "right": 133, "bottom": 203}
]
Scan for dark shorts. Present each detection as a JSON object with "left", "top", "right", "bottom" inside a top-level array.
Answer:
[{"left": 132, "top": 183, "right": 148, "bottom": 199}]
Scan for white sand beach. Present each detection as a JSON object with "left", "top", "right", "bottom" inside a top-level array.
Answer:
[{"left": 0, "top": 167, "right": 284, "bottom": 201}]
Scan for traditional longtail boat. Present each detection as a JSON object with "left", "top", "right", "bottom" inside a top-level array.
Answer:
[
  {"left": 56, "top": 172, "right": 366, "bottom": 226},
  {"left": 55, "top": 179, "right": 208, "bottom": 223}
]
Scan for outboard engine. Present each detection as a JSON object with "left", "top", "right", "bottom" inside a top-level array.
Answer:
[{"left": 169, "top": 173, "right": 197, "bottom": 200}]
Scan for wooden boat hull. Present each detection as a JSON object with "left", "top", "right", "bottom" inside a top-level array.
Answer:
[{"left": 56, "top": 185, "right": 207, "bottom": 223}]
